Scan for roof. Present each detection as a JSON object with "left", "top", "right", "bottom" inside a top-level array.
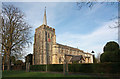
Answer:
[
  {"left": 56, "top": 43, "right": 83, "bottom": 52},
  {"left": 84, "top": 52, "right": 93, "bottom": 55},
  {"left": 70, "top": 55, "right": 85, "bottom": 62}
]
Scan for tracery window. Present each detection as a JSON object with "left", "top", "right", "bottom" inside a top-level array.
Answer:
[
  {"left": 48, "top": 33, "right": 50, "bottom": 38},
  {"left": 45, "top": 31, "right": 47, "bottom": 41}
]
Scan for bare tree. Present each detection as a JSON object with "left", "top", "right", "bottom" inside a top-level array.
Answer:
[{"left": 0, "top": 4, "right": 32, "bottom": 70}]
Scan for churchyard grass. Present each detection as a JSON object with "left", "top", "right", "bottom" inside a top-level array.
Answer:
[{"left": 2, "top": 70, "right": 119, "bottom": 79}]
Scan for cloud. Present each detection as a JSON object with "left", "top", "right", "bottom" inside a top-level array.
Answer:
[
  {"left": 56, "top": 19, "right": 118, "bottom": 56},
  {"left": 85, "top": 3, "right": 103, "bottom": 15}
]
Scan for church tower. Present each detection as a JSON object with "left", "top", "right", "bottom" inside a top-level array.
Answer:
[{"left": 33, "top": 7, "right": 56, "bottom": 65}]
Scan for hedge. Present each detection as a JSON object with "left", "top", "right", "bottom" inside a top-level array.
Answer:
[
  {"left": 30, "top": 65, "right": 46, "bottom": 71},
  {"left": 30, "top": 64, "right": 63, "bottom": 72},
  {"left": 4, "top": 65, "right": 26, "bottom": 70},
  {"left": 47, "top": 64, "right": 63, "bottom": 72},
  {"left": 68, "top": 64, "right": 94, "bottom": 73},
  {"left": 30, "top": 62, "right": 120, "bottom": 74}
]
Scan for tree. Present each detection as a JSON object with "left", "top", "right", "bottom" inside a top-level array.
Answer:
[
  {"left": 100, "top": 41, "right": 120, "bottom": 62},
  {"left": 0, "top": 4, "right": 32, "bottom": 70},
  {"left": 14, "top": 60, "right": 24, "bottom": 66},
  {"left": 25, "top": 54, "right": 33, "bottom": 65},
  {"left": 11, "top": 56, "right": 16, "bottom": 65}
]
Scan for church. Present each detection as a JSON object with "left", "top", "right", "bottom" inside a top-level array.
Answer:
[{"left": 32, "top": 7, "right": 93, "bottom": 65}]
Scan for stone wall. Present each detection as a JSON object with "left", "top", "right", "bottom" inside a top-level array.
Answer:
[{"left": 52, "top": 43, "right": 93, "bottom": 64}]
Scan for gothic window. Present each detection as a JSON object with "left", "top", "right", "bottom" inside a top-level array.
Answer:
[
  {"left": 45, "top": 31, "right": 47, "bottom": 41},
  {"left": 48, "top": 33, "right": 50, "bottom": 38},
  {"left": 45, "top": 31, "right": 47, "bottom": 36}
]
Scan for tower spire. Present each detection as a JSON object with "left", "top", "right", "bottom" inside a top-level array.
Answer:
[{"left": 43, "top": 6, "right": 47, "bottom": 25}]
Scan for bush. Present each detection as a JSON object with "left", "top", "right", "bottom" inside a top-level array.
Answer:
[{"left": 101, "top": 41, "right": 120, "bottom": 62}]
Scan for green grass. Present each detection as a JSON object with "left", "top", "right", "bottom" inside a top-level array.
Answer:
[
  {"left": 2, "top": 70, "right": 92, "bottom": 77},
  {"left": 2, "top": 70, "right": 94, "bottom": 78},
  {"left": 3, "top": 71, "right": 64, "bottom": 77},
  {"left": 2, "top": 70, "right": 119, "bottom": 79}
]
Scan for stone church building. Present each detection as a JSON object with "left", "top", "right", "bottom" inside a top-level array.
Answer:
[{"left": 32, "top": 7, "right": 93, "bottom": 65}]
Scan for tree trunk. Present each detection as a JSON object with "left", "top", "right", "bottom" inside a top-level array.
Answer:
[
  {"left": 2, "top": 56, "right": 5, "bottom": 71},
  {"left": 7, "top": 49, "right": 11, "bottom": 70},
  {"left": 7, "top": 55, "right": 10, "bottom": 70}
]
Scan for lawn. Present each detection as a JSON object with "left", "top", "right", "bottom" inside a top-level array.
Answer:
[
  {"left": 2, "top": 70, "right": 119, "bottom": 79},
  {"left": 2, "top": 70, "right": 64, "bottom": 77},
  {"left": 2, "top": 70, "right": 91, "bottom": 77}
]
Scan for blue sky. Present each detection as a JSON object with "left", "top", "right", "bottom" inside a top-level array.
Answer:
[{"left": 3, "top": 2, "right": 118, "bottom": 57}]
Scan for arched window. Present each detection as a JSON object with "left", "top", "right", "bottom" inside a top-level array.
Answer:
[
  {"left": 48, "top": 33, "right": 50, "bottom": 38},
  {"left": 45, "top": 31, "right": 47, "bottom": 41},
  {"left": 45, "top": 31, "right": 47, "bottom": 36}
]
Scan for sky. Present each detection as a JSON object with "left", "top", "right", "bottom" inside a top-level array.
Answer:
[{"left": 3, "top": 2, "right": 118, "bottom": 57}]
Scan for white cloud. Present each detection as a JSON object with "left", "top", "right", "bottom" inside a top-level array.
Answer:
[
  {"left": 56, "top": 19, "right": 118, "bottom": 56},
  {"left": 86, "top": 3, "right": 103, "bottom": 15}
]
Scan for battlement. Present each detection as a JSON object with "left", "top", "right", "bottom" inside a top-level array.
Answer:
[
  {"left": 44, "top": 24, "right": 55, "bottom": 32},
  {"left": 35, "top": 24, "right": 55, "bottom": 33}
]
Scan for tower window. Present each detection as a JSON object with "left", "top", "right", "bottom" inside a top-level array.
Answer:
[
  {"left": 48, "top": 33, "right": 50, "bottom": 38},
  {"left": 45, "top": 31, "right": 47, "bottom": 41},
  {"left": 45, "top": 31, "right": 47, "bottom": 36}
]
